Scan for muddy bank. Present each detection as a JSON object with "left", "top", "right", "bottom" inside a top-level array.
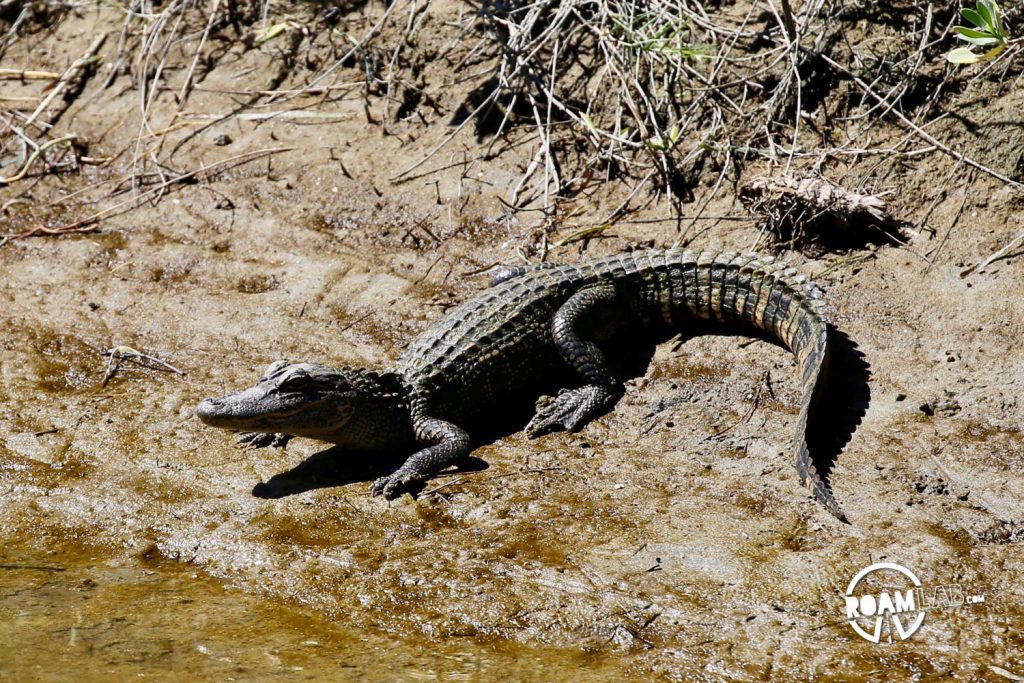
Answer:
[
  {"left": 3, "top": 176, "right": 1023, "bottom": 677},
  {"left": 2, "top": 0, "right": 1024, "bottom": 679}
]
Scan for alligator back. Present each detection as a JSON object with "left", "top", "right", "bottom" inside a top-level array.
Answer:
[{"left": 395, "top": 248, "right": 842, "bottom": 520}]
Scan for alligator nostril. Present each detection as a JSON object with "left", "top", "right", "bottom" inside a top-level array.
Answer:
[{"left": 196, "top": 398, "right": 221, "bottom": 420}]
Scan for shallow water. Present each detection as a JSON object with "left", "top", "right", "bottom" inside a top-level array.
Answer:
[{"left": 0, "top": 539, "right": 629, "bottom": 682}]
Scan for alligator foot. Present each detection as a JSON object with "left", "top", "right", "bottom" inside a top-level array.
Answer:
[
  {"left": 236, "top": 432, "right": 292, "bottom": 449},
  {"left": 526, "top": 385, "right": 613, "bottom": 437},
  {"left": 371, "top": 468, "right": 425, "bottom": 499}
]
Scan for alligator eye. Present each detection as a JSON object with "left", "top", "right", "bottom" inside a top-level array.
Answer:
[
  {"left": 275, "top": 371, "right": 312, "bottom": 392},
  {"left": 262, "top": 360, "right": 291, "bottom": 380}
]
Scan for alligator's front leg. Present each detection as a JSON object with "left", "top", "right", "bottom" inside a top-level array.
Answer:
[
  {"left": 371, "top": 414, "right": 471, "bottom": 499},
  {"left": 526, "top": 283, "right": 623, "bottom": 436}
]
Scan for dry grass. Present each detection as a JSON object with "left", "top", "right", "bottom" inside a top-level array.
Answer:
[{"left": 1, "top": 0, "right": 1023, "bottom": 254}]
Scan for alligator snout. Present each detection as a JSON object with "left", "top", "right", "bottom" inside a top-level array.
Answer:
[
  {"left": 195, "top": 397, "right": 225, "bottom": 425},
  {"left": 195, "top": 385, "right": 272, "bottom": 429}
]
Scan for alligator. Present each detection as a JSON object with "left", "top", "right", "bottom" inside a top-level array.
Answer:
[{"left": 196, "top": 248, "right": 847, "bottom": 521}]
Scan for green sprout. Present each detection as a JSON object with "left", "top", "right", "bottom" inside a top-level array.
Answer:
[
  {"left": 645, "top": 124, "right": 681, "bottom": 152},
  {"left": 947, "top": 0, "right": 1010, "bottom": 64},
  {"left": 610, "top": 12, "right": 706, "bottom": 61}
]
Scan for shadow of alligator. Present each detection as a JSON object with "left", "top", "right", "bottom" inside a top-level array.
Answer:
[
  {"left": 252, "top": 448, "right": 489, "bottom": 499},
  {"left": 807, "top": 326, "right": 871, "bottom": 499}
]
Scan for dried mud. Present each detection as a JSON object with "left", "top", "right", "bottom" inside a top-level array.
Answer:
[{"left": 2, "top": 2, "right": 1024, "bottom": 680}]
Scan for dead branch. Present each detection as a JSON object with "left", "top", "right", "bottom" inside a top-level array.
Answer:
[
  {"left": 818, "top": 52, "right": 1024, "bottom": 192},
  {"left": 0, "top": 147, "right": 294, "bottom": 245},
  {"left": 23, "top": 34, "right": 106, "bottom": 129},
  {"left": 740, "top": 173, "right": 906, "bottom": 252}
]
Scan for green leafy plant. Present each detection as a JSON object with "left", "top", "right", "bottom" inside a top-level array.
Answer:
[{"left": 947, "top": 0, "right": 1010, "bottom": 64}]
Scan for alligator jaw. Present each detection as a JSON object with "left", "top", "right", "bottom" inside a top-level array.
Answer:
[{"left": 196, "top": 385, "right": 290, "bottom": 431}]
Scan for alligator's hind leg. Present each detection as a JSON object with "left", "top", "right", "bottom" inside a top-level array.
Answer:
[{"left": 527, "top": 284, "right": 623, "bottom": 436}]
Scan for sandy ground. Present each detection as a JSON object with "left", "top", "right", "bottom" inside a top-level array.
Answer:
[{"left": 2, "top": 1, "right": 1024, "bottom": 680}]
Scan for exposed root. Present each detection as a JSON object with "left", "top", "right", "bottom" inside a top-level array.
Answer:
[{"left": 740, "top": 173, "right": 906, "bottom": 253}]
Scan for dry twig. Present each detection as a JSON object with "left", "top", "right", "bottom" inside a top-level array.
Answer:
[
  {"left": 818, "top": 52, "right": 1024, "bottom": 192},
  {"left": 101, "top": 345, "right": 185, "bottom": 386},
  {"left": 0, "top": 134, "right": 77, "bottom": 185},
  {"left": 0, "top": 147, "right": 293, "bottom": 244},
  {"left": 23, "top": 34, "right": 106, "bottom": 129},
  {"left": 0, "top": 68, "right": 59, "bottom": 80}
]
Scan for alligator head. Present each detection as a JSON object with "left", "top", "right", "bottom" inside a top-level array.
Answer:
[{"left": 196, "top": 361, "right": 413, "bottom": 450}]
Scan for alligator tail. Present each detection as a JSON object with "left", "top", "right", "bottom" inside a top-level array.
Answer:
[{"left": 790, "top": 284, "right": 848, "bottom": 523}]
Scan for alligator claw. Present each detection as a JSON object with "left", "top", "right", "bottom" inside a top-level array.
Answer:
[
  {"left": 236, "top": 432, "right": 292, "bottom": 449},
  {"left": 371, "top": 469, "right": 423, "bottom": 499},
  {"left": 526, "top": 385, "right": 612, "bottom": 437}
]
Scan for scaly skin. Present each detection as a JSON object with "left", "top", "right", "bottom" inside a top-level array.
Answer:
[{"left": 196, "top": 248, "right": 847, "bottom": 521}]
